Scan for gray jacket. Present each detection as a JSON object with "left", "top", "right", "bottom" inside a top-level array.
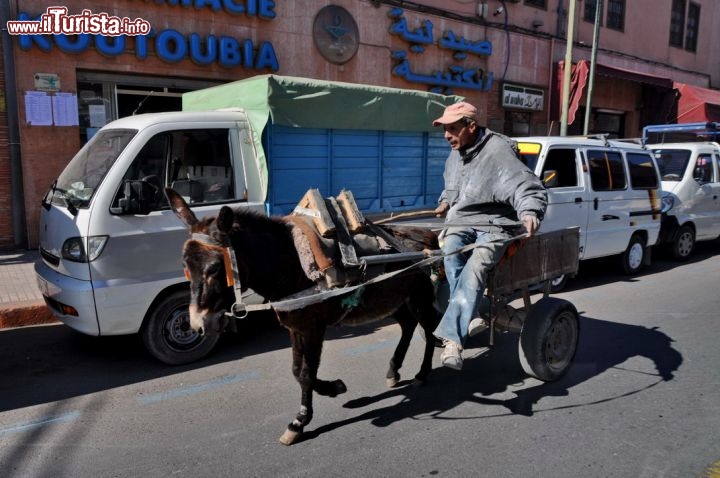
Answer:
[{"left": 438, "top": 129, "right": 547, "bottom": 229}]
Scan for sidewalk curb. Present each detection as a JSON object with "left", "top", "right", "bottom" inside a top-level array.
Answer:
[{"left": 0, "top": 301, "right": 58, "bottom": 329}]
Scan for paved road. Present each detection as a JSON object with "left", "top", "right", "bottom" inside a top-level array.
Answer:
[{"left": 1, "top": 241, "right": 719, "bottom": 477}]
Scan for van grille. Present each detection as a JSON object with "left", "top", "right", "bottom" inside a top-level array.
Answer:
[{"left": 40, "top": 247, "right": 60, "bottom": 267}]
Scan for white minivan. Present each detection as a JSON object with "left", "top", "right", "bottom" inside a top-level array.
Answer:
[
  {"left": 516, "top": 136, "right": 662, "bottom": 289},
  {"left": 35, "top": 111, "right": 267, "bottom": 365},
  {"left": 646, "top": 141, "right": 720, "bottom": 259}
]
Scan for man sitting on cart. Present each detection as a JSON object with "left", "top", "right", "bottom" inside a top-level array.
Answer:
[{"left": 432, "top": 102, "right": 548, "bottom": 370}]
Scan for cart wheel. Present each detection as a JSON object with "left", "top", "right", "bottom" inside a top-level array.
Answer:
[{"left": 519, "top": 297, "right": 579, "bottom": 381}]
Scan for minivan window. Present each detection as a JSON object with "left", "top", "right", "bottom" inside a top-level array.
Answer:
[
  {"left": 694, "top": 154, "right": 715, "bottom": 183},
  {"left": 627, "top": 152, "right": 659, "bottom": 189},
  {"left": 652, "top": 149, "right": 691, "bottom": 181},
  {"left": 52, "top": 129, "right": 137, "bottom": 208},
  {"left": 517, "top": 142, "right": 542, "bottom": 171},
  {"left": 540, "top": 148, "right": 579, "bottom": 188},
  {"left": 587, "top": 150, "right": 627, "bottom": 191}
]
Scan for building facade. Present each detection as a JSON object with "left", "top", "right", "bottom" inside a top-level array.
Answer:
[{"left": 2, "top": 0, "right": 719, "bottom": 249}]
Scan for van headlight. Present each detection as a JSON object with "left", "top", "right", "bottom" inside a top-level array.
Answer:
[
  {"left": 62, "top": 236, "right": 109, "bottom": 262},
  {"left": 661, "top": 194, "right": 674, "bottom": 214}
]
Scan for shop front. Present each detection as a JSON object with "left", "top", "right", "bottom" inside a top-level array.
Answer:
[{"left": 4, "top": 1, "right": 504, "bottom": 248}]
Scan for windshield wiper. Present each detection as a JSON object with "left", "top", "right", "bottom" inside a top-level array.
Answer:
[{"left": 46, "top": 179, "right": 79, "bottom": 216}]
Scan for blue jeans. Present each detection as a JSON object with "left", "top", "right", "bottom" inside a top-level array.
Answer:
[{"left": 433, "top": 227, "right": 510, "bottom": 346}]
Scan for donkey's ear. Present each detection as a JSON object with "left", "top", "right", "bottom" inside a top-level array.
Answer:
[
  {"left": 217, "top": 206, "right": 234, "bottom": 233},
  {"left": 164, "top": 187, "right": 198, "bottom": 227}
]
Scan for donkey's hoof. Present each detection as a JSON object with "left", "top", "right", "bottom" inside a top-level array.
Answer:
[
  {"left": 386, "top": 374, "right": 400, "bottom": 388},
  {"left": 334, "top": 380, "right": 347, "bottom": 395},
  {"left": 279, "top": 428, "right": 302, "bottom": 446}
]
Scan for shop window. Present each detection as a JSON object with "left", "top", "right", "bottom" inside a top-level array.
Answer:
[
  {"left": 685, "top": 3, "right": 700, "bottom": 52},
  {"left": 584, "top": 0, "right": 603, "bottom": 25},
  {"left": 606, "top": 0, "right": 625, "bottom": 31},
  {"left": 669, "top": 0, "right": 686, "bottom": 47},
  {"left": 587, "top": 150, "right": 627, "bottom": 191},
  {"left": 504, "top": 111, "right": 532, "bottom": 137}
]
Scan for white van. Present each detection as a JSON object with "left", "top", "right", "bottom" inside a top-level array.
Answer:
[
  {"left": 645, "top": 141, "right": 720, "bottom": 259},
  {"left": 515, "top": 136, "right": 662, "bottom": 289},
  {"left": 35, "top": 111, "right": 267, "bottom": 364}
]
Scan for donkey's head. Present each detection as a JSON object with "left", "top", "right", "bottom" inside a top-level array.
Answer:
[{"left": 165, "top": 188, "right": 237, "bottom": 336}]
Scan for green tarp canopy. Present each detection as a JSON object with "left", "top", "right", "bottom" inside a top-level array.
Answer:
[{"left": 182, "top": 74, "right": 463, "bottom": 198}]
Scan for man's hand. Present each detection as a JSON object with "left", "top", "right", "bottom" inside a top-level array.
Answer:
[
  {"left": 521, "top": 213, "right": 539, "bottom": 237},
  {"left": 435, "top": 202, "right": 450, "bottom": 218}
]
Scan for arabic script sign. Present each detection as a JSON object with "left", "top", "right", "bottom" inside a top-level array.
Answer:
[
  {"left": 502, "top": 84, "right": 544, "bottom": 111},
  {"left": 388, "top": 8, "right": 493, "bottom": 94}
]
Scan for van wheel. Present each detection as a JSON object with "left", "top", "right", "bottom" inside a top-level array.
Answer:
[
  {"left": 141, "top": 290, "right": 220, "bottom": 365},
  {"left": 620, "top": 235, "right": 645, "bottom": 275},
  {"left": 549, "top": 274, "right": 568, "bottom": 293},
  {"left": 671, "top": 225, "right": 695, "bottom": 261}
]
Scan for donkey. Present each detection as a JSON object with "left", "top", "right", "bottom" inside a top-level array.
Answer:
[{"left": 164, "top": 188, "right": 441, "bottom": 445}]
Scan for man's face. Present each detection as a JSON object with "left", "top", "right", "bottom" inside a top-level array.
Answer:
[{"left": 443, "top": 119, "right": 477, "bottom": 150}]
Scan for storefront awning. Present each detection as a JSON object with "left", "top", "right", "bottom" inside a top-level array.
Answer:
[
  {"left": 554, "top": 61, "right": 673, "bottom": 124},
  {"left": 595, "top": 64, "right": 673, "bottom": 89},
  {"left": 674, "top": 82, "right": 720, "bottom": 123}
]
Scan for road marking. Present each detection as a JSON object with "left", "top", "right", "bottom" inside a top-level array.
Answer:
[
  {"left": 136, "top": 371, "right": 259, "bottom": 405},
  {"left": 0, "top": 411, "right": 80, "bottom": 437}
]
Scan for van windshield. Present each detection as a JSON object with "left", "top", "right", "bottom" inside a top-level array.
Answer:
[
  {"left": 652, "top": 149, "right": 691, "bottom": 181},
  {"left": 517, "top": 142, "right": 542, "bottom": 171},
  {"left": 50, "top": 129, "right": 137, "bottom": 208}
]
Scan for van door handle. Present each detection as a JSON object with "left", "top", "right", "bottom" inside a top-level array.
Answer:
[
  {"left": 602, "top": 214, "right": 620, "bottom": 221},
  {"left": 593, "top": 197, "right": 599, "bottom": 210},
  {"left": 574, "top": 197, "right": 582, "bottom": 204}
]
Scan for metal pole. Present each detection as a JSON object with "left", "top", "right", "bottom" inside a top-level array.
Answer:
[
  {"left": 560, "top": 0, "right": 577, "bottom": 136},
  {"left": 1, "top": 1, "right": 27, "bottom": 248},
  {"left": 583, "top": 0, "right": 601, "bottom": 135}
]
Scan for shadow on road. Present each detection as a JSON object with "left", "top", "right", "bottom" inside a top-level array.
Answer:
[{"left": 296, "top": 314, "right": 682, "bottom": 443}]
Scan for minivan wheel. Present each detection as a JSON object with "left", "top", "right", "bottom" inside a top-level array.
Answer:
[
  {"left": 549, "top": 274, "right": 568, "bottom": 293},
  {"left": 141, "top": 290, "right": 220, "bottom": 365},
  {"left": 621, "top": 235, "right": 645, "bottom": 275},
  {"left": 671, "top": 225, "right": 695, "bottom": 261}
]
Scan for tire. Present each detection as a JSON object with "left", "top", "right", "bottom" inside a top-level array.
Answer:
[
  {"left": 671, "top": 224, "right": 695, "bottom": 261},
  {"left": 620, "top": 234, "right": 645, "bottom": 275},
  {"left": 141, "top": 290, "right": 220, "bottom": 365},
  {"left": 549, "top": 274, "right": 568, "bottom": 293},
  {"left": 519, "top": 297, "right": 579, "bottom": 381}
]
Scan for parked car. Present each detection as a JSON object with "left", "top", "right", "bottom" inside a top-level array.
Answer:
[
  {"left": 641, "top": 123, "right": 720, "bottom": 260},
  {"left": 515, "top": 136, "right": 662, "bottom": 290}
]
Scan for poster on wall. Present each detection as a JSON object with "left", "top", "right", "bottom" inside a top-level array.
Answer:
[
  {"left": 52, "top": 92, "right": 79, "bottom": 126},
  {"left": 24, "top": 91, "right": 53, "bottom": 125}
]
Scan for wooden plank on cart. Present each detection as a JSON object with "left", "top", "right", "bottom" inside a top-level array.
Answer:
[{"left": 489, "top": 227, "right": 580, "bottom": 295}]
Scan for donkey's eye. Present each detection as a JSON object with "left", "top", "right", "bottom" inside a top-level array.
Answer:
[{"left": 205, "top": 263, "right": 221, "bottom": 277}]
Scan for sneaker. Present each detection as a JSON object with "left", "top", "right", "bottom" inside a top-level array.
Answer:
[
  {"left": 468, "top": 317, "right": 489, "bottom": 337},
  {"left": 440, "top": 340, "right": 463, "bottom": 370}
]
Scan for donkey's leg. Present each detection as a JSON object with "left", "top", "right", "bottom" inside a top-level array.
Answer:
[
  {"left": 281, "top": 330, "right": 313, "bottom": 446},
  {"left": 408, "top": 277, "right": 442, "bottom": 386},
  {"left": 386, "top": 304, "right": 416, "bottom": 388},
  {"left": 280, "top": 328, "right": 344, "bottom": 445}
]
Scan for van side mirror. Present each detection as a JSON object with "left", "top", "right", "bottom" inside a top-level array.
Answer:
[
  {"left": 542, "top": 169, "right": 559, "bottom": 188},
  {"left": 113, "top": 177, "right": 159, "bottom": 215},
  {"left": 693, "top": 167, "right": 708, "bottom": 183}
]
